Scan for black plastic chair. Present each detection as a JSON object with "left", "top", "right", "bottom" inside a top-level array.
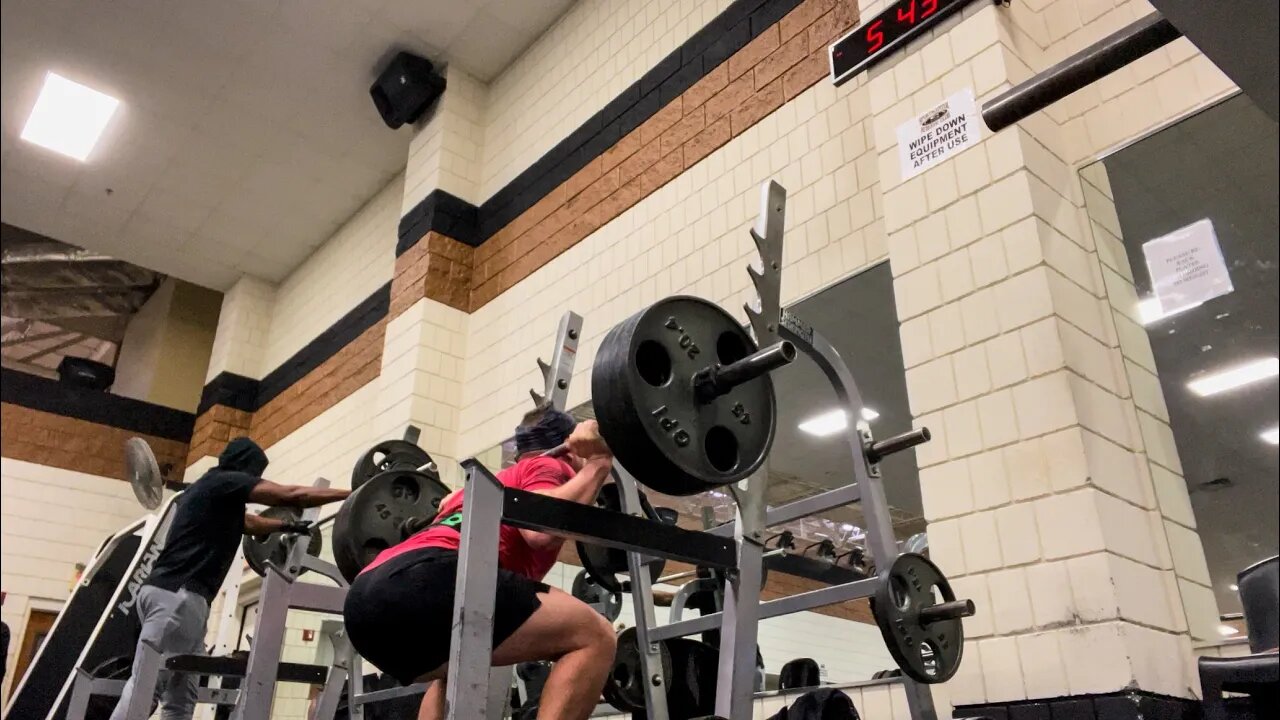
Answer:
[{"left": 1199, "top": 555, "right": 1279, "bottom": 720}]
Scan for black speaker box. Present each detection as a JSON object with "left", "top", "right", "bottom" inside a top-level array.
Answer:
[
  {"left": 57, "top": 356, "right": 115, "bottom": 391},
  {"left": 370, "top": 51, "right": 447, "bottom": 129}
]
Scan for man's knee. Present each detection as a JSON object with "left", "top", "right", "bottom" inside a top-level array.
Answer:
[{"left": 585, "top": 613, "right": 617, "bottom": 655}]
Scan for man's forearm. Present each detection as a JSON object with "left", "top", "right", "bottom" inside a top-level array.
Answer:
[
  {"left": 244, "top": 514, "right": 287, "bottom": 537},
  {"left": 294, "top": 487, "right": 351, "bottom": 508},
  {"left": 537, "top": 456, "right": 612, "bottom": 504}
]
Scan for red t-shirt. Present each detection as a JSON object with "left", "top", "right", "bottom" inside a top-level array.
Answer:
[{"left": 360, "top": 456, "right": 574, "bottom": 581}]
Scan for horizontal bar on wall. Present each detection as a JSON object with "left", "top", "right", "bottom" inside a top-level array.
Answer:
[{"left": 982, "top": 13, "right": 1183, "bottom": 132}]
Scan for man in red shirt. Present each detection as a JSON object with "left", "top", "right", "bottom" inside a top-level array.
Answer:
[{"left": 343, "top": 408, "right": 617, "bottom": 720}]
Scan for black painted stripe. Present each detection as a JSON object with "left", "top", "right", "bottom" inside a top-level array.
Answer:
[
  {"left": 396, "top": 0, "right": 805, "bottom": 256},
  {"left": 2, "top": 367, "right": 195, "bottom": 442},
  {"left": 195, "top": 281, "right": 392, "bottom": 416}
]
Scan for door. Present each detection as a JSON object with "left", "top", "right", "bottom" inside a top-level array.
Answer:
[{"left": 9, "top": 609, "right": 58, "bottom": 699}]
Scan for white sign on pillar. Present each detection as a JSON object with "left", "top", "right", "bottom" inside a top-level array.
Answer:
[
  {"left": 1143, "top": 218, "right": 1234, "bottom": 313},
  {"left": 897, "top": 88, "right": 983, "bottom": 181}
]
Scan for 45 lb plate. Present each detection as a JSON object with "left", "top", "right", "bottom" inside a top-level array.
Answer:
[{"left": 591, "top": 296, "right": 778, "bottom": 495}]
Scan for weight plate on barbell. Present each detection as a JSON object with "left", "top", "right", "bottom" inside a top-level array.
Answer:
[
  {"left": 242, "top": 506, "right": 323, "bottom": 577},
  {"left": 332, "top": 468, "right": 451, "bottom": 583},
  {"left": 350, "top": 440, "right": 434, "bottom": 490},
  {"left": 570, "top": 569, "right": 623, "bottom": 622},
  {"left": 575, "top": 483, "right": 670, "bottom": 592},
  {"left": 603, "top": 627, "right": 674, "bottom": 713},
  {"left": 870, "top": 552, "right": 965, "bottom": 684},
  {"left": 591, "top": 296, "right": 778, "bottom": 496}
]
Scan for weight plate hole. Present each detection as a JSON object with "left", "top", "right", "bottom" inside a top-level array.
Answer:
[
  {"left": 390, "top": 476, "right": 420, "bottom": 502},
  {"left": 613, "top": 664, "right": 632, "bottom": 689},
  {"left": 361, "top": 540, "right": 389, "bottom": 563},
  {"left": 705, "top": 426, "right": 739, "bottom": 473},
  {"left": 889, "top": 576, "right": 911, "bottom": 611},
  {"left": 920, "top": 639, "right": 940, "bottom": 677},
  {"left": 636, "top": 340, "right": 673, "bottom": 387},
  {"left": 716, "top": 330, "right": 749, "bottom": 365}
]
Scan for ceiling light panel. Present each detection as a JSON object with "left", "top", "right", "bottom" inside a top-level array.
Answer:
[
  {"left": 1187, "top": 357, "right": 1279, "bottom": 397},
  {"left": 20, "top": 72, "right": 120, "bottom": 161}
]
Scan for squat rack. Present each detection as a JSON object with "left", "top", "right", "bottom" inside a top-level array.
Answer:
[{"left": 446, "top": 180, "right": 941, "bottom": 720}]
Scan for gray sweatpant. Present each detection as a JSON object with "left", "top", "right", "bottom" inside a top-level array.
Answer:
[{"left": 110, "top": 585, "right": 209, "bottom": 720}]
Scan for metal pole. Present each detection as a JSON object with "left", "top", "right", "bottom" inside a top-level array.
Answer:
[
  {"left": 982, "top": 13, "right": 1182, "bottom": 131},
  {"left": 444, "top": 461, "right": 506, "bottom": 719},
  {"left": 615, "top": 466, "right": 671, "bottom": 720}
]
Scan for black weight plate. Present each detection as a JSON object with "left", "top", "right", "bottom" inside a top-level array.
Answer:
[
  {"left": 603, "top": 627, "right": 673, "bottom": 712},
  {"left": 242, "top": 507, "right": 323, "bottom": 577},
  {"left": 592, "top": 296, "right": 778, "bottom": 496},
  {"left": 351, "top": 440, "right": 434, "bottom": 490},
  {"left": 332, "top": 469, "right": 451, "bottom": 583},
  {"left": 665, "top": 638, "right": 718, "bottom": 717},
  {"left": 870, "top": 553, "right": 964, "bottom": 684},
  {"left": 570, "top": 569, "right": 623, "bottom": 622},
  {"left": 575, "top": 484, "right": 668, "bottom": 592}
]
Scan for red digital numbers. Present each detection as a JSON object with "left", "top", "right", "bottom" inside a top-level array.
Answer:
[
  {"left": 866, "top": 19, "right": 885, "bottom": 52},
  {"left": 896, "top": 0, "right": 939, "bottom": 27}
]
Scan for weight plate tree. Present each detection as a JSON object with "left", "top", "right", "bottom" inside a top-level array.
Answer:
[
  {"left": 575, "top": 483, "right": 669, "bottom": 592},
  {"left": 350, "top": 439, "right": 434, "bottom": 490},
  {"left": 242, "top": 506, "right": 324, "bottom": 577},
  {"left": 603, "top": 627, "right": 674, "bottom": 712},
  {"left": 331, "top": 468, "right": 451, "bottom": 582},
  {"left": 870, "top": 552, "right": 974, "bottom": 683},
  {"left": 591, "top": 296, "right": 780, "bottom": 496}
]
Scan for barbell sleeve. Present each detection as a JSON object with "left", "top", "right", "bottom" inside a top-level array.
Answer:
[
  {"left": 866, "top": 428, "right": 932, "bottom": 464},
  {"left": 693, "top": 341, "right": 796, "bottom": 403},
  {"left": 918, "top": 599, "right": 975, "bottom": 625}
]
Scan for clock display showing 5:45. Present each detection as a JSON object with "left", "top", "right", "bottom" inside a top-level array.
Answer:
[{"left": 829, "top": 0, "right": 980, "bottom": 86}]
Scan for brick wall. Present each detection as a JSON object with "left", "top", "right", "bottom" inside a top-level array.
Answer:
[
  {"left": 1, "top": 402, "right": 188, "bottom": 480},
  {"left": 469, "top": 0, "right": 858, "bottom": 310}
]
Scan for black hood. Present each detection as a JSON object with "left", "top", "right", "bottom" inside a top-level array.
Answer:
[{"left": 217, "top": 437, "right": 268, "bottom": 476}]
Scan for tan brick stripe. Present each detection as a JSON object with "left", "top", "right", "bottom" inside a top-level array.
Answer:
[{"left": 2, "top": 402, "right": 189, "bottom": 482}]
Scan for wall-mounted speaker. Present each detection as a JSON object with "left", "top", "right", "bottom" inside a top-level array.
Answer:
[{"left": 370, "top": 51, "right": 447, "bottom": 129}]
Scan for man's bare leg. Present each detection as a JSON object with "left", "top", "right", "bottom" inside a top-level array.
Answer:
[{"left": 417, "top": 678, "right": 446, "bottom": 720}]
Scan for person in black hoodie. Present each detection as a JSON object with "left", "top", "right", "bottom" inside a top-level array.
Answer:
[{"left": 110, "top": 437, "right": 349, "bottom": 720}]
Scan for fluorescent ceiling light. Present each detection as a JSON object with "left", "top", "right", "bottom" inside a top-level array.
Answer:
[
  {"left": 1137, "top": 297, "right": 1201, "bottom": 325},
  {"left": 1187, "top": 357, "right": 1279, "bottom": 397},
  {"left": 1263, "top": 427, "right": 1279, "bottom": 445},
  {"left": 1218, "top": 624, "right": 1239, "bottom": 637},
  {"left": 798, "top": 408, "right": 879, "bottom": 437},
  {"left": 20, "top": 72, "right": 119, "bottom": 161}
]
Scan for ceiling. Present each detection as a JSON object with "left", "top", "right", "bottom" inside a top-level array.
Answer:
[
  {"left": 0, "top": 0, "right": 574, "bottom": 291},
  {"left": 1099, "top": 93, "right": 1279, "bottom": 612}
]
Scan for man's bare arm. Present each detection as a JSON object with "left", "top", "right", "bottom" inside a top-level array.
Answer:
[
  {"left": 243, "top": 513, "right": 289, "bottom": 538},
  {"left": 247, "top": 480, "right": 350, "bottom": 508}
]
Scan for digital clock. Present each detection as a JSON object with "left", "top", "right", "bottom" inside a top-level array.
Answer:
[{"left": 829, "top": 0, "right": 981, "bottom": 86}]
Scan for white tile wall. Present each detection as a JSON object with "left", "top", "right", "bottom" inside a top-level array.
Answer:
[
  {"left": 1, "top": 458, "right": 146, "bottom": 698},
  {"left": 479, "top": 0, "right": 734, "bottom": 200},
  {"left": 261, "top": 175, "right": 402, "bottom": 373},
  {"left": 403, "top": 66, "right": 485, "bottom": 212},
  {"left": 206, "top": 275, "right": 276, "bottom": 380}
]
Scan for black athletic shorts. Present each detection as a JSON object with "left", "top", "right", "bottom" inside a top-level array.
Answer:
[{"left": 342, "top": 547, "right": 550, "bottom": 685}]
